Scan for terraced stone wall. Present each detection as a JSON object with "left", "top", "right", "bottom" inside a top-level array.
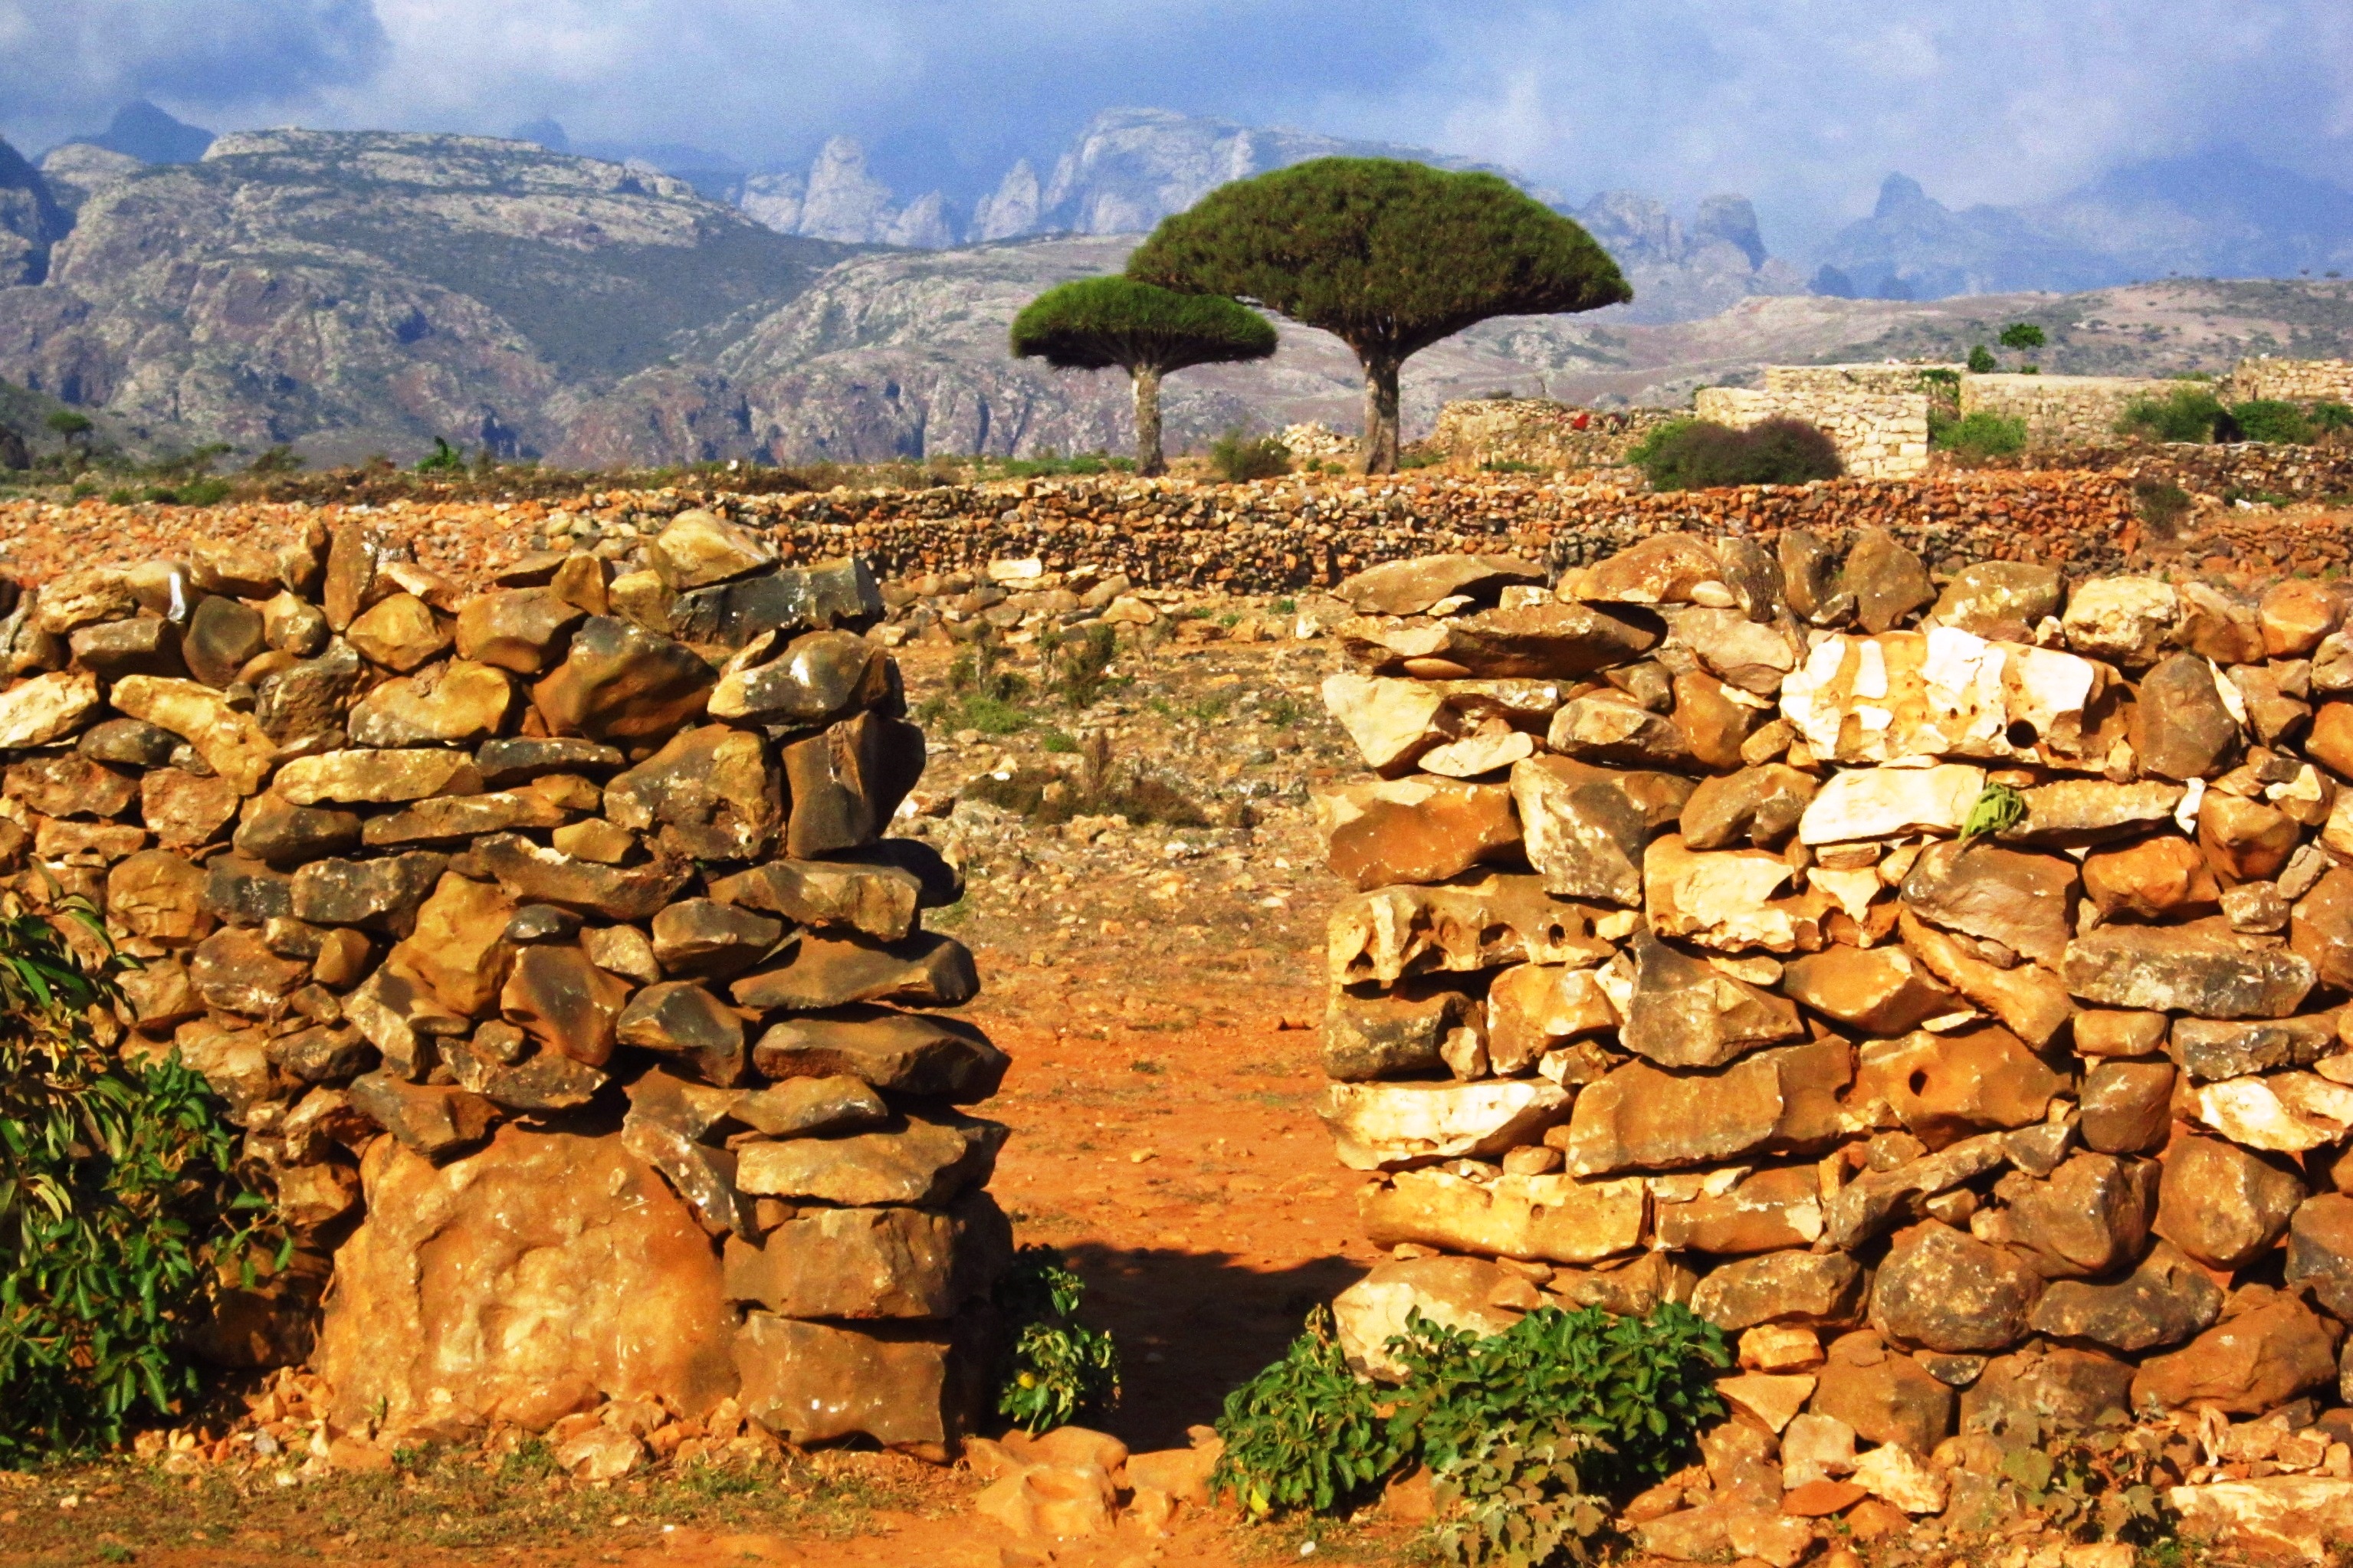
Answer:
[
  {"left": 1309, "top": 534, "right": 2353, "bottom": 1552},
  {"left": 0, "top": 517, "right": 1009, "bottom": 1457}
]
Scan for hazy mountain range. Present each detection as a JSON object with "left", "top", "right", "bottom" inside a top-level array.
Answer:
[{"left": 0, "top": 103, "right": 2351, "bottom": 468}]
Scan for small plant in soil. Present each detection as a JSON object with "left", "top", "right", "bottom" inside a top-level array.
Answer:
[{"left": 994, "top": 1245, "right": 1120, "bottom": 1434}]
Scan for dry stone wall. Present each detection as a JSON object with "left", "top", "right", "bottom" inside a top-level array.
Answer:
[
  {"left": 0, "top": 516, "right": 1009, "bottom": 1457},
  {"left": 1695, "top": 386, "right": 1932, "bottom": 481},
  {"left": 1426, "top": 399, "right": 1682, "bottom": 471},
  {"left": 743, "top": 469, "right": 2148, "bottom": 590},
  {"left": 1310, "top": 534, "right": 2353, "bottom": 1553},
  {"left": 1961, "top": 373, "right": 2177, "bottom": 448},
  {"left": 2222, "top": 359, "right": 2353, "bottom": 405}
]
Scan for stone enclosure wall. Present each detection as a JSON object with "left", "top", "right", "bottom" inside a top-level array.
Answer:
[
  {"left": 1695, "top": 384, "right": 1933, "bottom": 482},
  {"left": 1961, "top": 374, "right": 2178, "bottom": 448},
  {"left": 1426, "top": 399, "right": 1683, "bottom": 471},
  {"left": 1309, "top": 535, "right": 2353, "bottom": 1555},
  {"left": 2223, "top": 359, "right": 2353, "bottom": 405},
  {"left": 0, "top": 517, "right": 1010, "bottom": 1457}
]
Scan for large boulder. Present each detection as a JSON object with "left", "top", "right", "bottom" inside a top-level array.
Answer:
[{"left": 314, "top": 1127, "right": 739, "bottom": 1435}]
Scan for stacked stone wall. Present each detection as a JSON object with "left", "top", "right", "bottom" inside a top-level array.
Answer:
[
  {"left": 2221, "top": 359, "right": 2353, "bottom": 405},
  {"left": 1426, "top": 399, "right": 1682, "bottom": 471},
  {"left": 1308, "top": 534, "right": 2353, "bottom": 1549},
  {"left": 0, "top": 517, "right": 1007, "bottom": 1456},
  {"left": 1960, "top": 373, "right": 2177, "bottom": 447},
  {"left": 1695, "top": 385, "right": 1933, "bottom": 481}
]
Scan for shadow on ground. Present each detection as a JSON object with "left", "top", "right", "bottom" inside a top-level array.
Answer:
[{"left": 1059, "top": 1242, "right": 1370, "bottom": 1452}]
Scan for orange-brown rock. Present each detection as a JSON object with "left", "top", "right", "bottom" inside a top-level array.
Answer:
[
  {"left": 315, "top": 1126, "right": 738, "bottom": 1435},
  {"left": 2082, "top": 834, "right": 2220, "bottom": 919},
  {"left": 389, "top": 873, "right": 517, "bottom": 1018},
  {"left": 1809, "top": 1331, "right": 1955, "bottom": 1455},
  {"left": 2199, "top": 794, "right": 2299, "bottom": 884},
  {"left": 1782, "top": 946, "right": 1957, "bottom": 1035},
  {"left": 2153, "top": 1134, "right": 2305, "bottom": 1269},
  {"left": 2130, "top": 1289, "right": 2341, "bottom": 1414},
  {"left": 1312, "top": 776, "right": 1520, "bottom": 892},
  {"left": 1853, "top": 1025, "right": 2066, "bottom": 1146},
  {"left": 1870, "top": 1221, "right": 2041, "bottom": 1353},
  {"left": 500, "top": 943, "right": 633, "bottom": 1067}
]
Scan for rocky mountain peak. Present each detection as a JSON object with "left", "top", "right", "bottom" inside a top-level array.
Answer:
[{"left": 0, "top": 137, "right": 67, "bottom": 285}]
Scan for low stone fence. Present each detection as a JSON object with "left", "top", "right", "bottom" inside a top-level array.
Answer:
[
  {"left": 1425, "top": 399, "right": 1681, "bottom": 471},
  {"left": 1695, "top": 385, "right": 1931, "bottom": 481},
  {"left": 2222, "top": 359, "right": 2353, "bottom": 405},
  {"left": 1308, "top": 535, "right": 2353, "bottom": 1559},
  {"left": 2, "top": 518, "right": 1007, "bottom": 1456},
  {"left": 1960, "top": 373, "right": 2177, "bottom": 448},
  {"left": 2013, "top": 438, "right": 2353, "bottom": 502}
]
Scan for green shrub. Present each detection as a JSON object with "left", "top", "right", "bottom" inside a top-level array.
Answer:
[
  {"left": 1998, "top": 321, "right": 2046, "bottom": 351},
  {"left": 0, "top": 896, "right": 269, "bottom": 1457},
  {"left": 2229, "top": 399, "right": 2315, "bottom": 444},
  {"left": 2132, "top": 478, "right": 2194, "bottom": 535},
  {"left": 1432, "top": 1434, "right": 1609, "bottom": 1568},
  {"left": 1214, "top": 1301, "right": 1730, "bottom": 1553},
  {"left": 1390, "top": 1304, "right": 1729, "bottom": 1494},
  {"left": 2117, "top": 386, "right": 2226, "bottom": 443},
  {"left": 993, "top": 1245, "right": 1119, "bottom": 1434},
  {"left": 1212, "top": 1307, "right": 1403, "bottom": 1515},
  {"left": 415, "top": 436, "right": 465, "bottom": 472},
  {"left": 1209, "top": 428, "right": 1291, "bottom": 482},
  {"left": 1967, "top": 344, "right": 1997, "bottom": 373},
  {"left": 2312, "top": 400, "right": 2353, "bottom": 434},
  {"left": 1632, "top": 415, "right": 1843, "bottom": 490},
  {"left": 1931, "top": 409, "right": 2028, "bottom": 459}
]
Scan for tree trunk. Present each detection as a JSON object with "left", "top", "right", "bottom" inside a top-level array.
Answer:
[
  {"left": 1132, "top": 366, "right": 1166, "bottom": 477},
  {"left": 1359, "top": 354, "right": 1401, "bottom": 474}
]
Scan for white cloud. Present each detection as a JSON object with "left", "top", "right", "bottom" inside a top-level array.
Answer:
[{"left": 3, "top": 0, "right": 2348, "bottom": 254}]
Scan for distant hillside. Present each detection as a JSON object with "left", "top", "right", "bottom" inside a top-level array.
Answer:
[
  {"left": 0, "top": 130, "right": 852, "bottom": 462},
  {"left": 1816, "top": 150, "right": 2353, "bottom": 300}
]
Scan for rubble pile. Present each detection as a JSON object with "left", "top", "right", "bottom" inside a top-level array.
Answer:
[
  {"left": 1311, "top": 533, "right": 2353, "bottom": 1560},
  {"left": 0, "top": 513, "right": 1012, "bottom": 1461}
]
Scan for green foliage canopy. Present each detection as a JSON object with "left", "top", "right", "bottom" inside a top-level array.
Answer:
[
  {"left": 1998, "top": 321, "right": 2047, "bottom": 351},
  {"left": 1009, "top": 277, "right": 1275, "bottom": 375},
  {"left": 1127, "top": 159, "right": 1629, "bottom": 362},
  {"left": 1126, "top": 158, "right": 1629, "bottom": 470}
]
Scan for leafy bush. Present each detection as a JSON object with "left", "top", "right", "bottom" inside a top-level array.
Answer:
[
  {"left": 1214, "top": 1301, "right": 1731, "bottom": 1556},
  {"left": 1432, "top": 1434, "right": 1609, "bottom": 1568},
  {"left": 1212, "top": 1307, "right": 1403, "bottom": 1515},
  {"left": 2132, "top": 479, "right": 2195, "bottom": 536},
  {"left": 415, "top": 436, "right": 465, "bottom": 472},
  {"left": 2117, "top": 385, "right": 2226, "bottom": 443},
  {"left": 0, "top": 896, "right": 267, "bottom": 1457},
  {"left": 1967, "top": 344, "right": 1997, "bottom": 373},
  {"left": 1998, "top": 321, "right": 2046, "bottom": 350},
  {"left": 2312, "top": 400, "right": 2353, "bottom": 434},
  {"left": 1930, "top": 409, "right": 2028, "bottom": 459},
  {"left": 1390, "top": 1304, "right": 1728, "bottom": 1494},
  {"left": 2229, "top": 399, "right": 2315, "bottom": 444},
  {"left": 1632, "top": 416, "right": 1843, "bottom": 490},
  {"left": 994, "top": 1245, "right": 1119, "bottom": 1434},
  {"left": 1209, "top": 428, "right": 1291, "bottom": 482}
]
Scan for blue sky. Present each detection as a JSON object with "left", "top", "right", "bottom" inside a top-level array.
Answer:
[{"left": 4, "top": 0, "right": 2350, "bottom": 249}]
